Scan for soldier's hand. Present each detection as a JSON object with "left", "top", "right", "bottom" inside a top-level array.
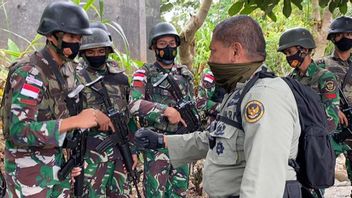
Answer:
[
  {"left": 95, "top": 110, "right": 115, "bottom": 132},
  {"left": 135, "top": 128, "right": 165, "bottom": 149},
  {"left": 70, "top": 167, "right": 82, "bottom": 182},
  {"left": 339, "top": 110, "right": 348, "bottom": 126},
  {"left": 163, "top": 107, "right": 187, "bottom": 127},
  {"left": 132, "top": 154, "right": 138, "bottom": 170},
  {"left": 74, "top": 108, "right": 98, "bottom": 129}
]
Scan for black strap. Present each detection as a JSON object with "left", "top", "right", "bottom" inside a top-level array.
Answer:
[
  {"left": 40, "top": 48, "right": 67, "bottom": 92},
  {"left": 216, "top": 115, "right": 243, "bottom": 129},
  {"left": 235, "top": 68, "right": 276, "bottom": 130},
  {"left": 341, "top": 59, "right": 352, "bottom": 90}
]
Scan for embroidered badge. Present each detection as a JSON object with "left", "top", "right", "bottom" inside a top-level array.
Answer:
[
  {"left": 20, "top": 83, "right": 40, "bottom": 99},
  {"left": 245, "top": 100, "right": 264, "bottom": 123},
  {"left": 26, "top": 75, "right": 43, "bottom": 87},
  {"left": 325, "top": 80, "right": 336, "bottom": 92},
  {"left": 216, "top": 142, "right": 224, "bottom": 155}
]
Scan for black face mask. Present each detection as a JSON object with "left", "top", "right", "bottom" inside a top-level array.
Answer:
[
  {"left": 335, "top": 37, "right": 352, "bottom": 52},
  {"left": 155, "top": 46, "right": 177, "bottom": 65},
  {"left": 85, "top": 55, "right": 107, "bottom": 69},
  {"left": 61, "top": 41, "right": 81, "bottom": 60},
  {"left": 286, "top": 50, "right": 305, "bottom": 68}
]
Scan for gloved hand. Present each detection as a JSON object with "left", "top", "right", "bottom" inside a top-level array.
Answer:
[{"left": 135, "top": 128, "right": 165, "bottom": 149}]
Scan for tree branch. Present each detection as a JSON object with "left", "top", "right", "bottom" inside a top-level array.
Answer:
[{"left": 179, "top": 0, "right": 213, "bottom": 69}]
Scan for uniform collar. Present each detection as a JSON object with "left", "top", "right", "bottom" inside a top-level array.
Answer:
[
  {"left": 331, "top": 50, "right": 352, "bottom": 63},
  {"left": 291, "top": 61, "right": 317, "bottom": 78}
]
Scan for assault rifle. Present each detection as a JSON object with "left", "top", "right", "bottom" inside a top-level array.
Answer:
[
  {"left": 86, "top": 76, "right": 141, "bottom": 198},
  {"left": 153, "top": 73, "right": 201, "bottom": 134},
  {"left": 333, "top": 87, "right": 352, "bottom": 143},
  {"left": 57, "top": 81, "right": 93, "bottom": 197}
]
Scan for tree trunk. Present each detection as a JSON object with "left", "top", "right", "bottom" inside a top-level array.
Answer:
[
  {"left": 179, "top": 0, "right": 212, "bottom": 69},
  {"left": 312, "top": 0, "right": 332, "bottom": 59}
]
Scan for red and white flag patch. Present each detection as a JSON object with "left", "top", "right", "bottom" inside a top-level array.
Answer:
[
  {"left": 204, "top": 74, "right": 215, "bottom": 83},
  {"left": 20, "top": 83, "right": 40, "bottom": 99},
  {"left": 133, "top": 72, "right": 146, "bottom": 82}
]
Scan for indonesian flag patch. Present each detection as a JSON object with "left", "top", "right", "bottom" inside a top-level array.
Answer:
[
  {"left": 20, "top": 83, "right": 40, "bottom": 99},
  {"left": 204, "top": 74, "right": 215, "bottom": 83},
  {"left": 133, "top": 72, "right": 146, "bottom": 82}
]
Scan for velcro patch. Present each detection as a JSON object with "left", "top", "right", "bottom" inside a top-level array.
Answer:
[
  {"left": 26, "top": 75, "right": 43, "bottom": 87},
  {"left": 325, "top": 80, "right": 336, "bottom": 92},
  {"left": 325, "top": 93, "right": 337, "bottom": 99},
  {"left": 133, "top": 73, "right": 146, "bottom": 82},
  {"left": 133, "top": 81, "right": 144, "bottom": 87},
  {"left": 20, "top": 83, "right": 40, "bottom": 99},
  {"left": 20, "top": 98, "right": 37, "bottom": 106},
  {"left": 204, "top": 74, "right": 215, "bottom": 83}
]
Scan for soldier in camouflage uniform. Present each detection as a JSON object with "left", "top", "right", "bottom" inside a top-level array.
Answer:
[
  {"left": 196, "top": 68, "right": 225, "bottom": 128},
  {"left": 77, "top": 27, "right": 138, "bottom": 197},
  {"left": 129, "top": 22, "right": 194, "bottom": 197},
  {"left": 317, "top": 16, "right": 352, "bottom": 186},
  {"left": 278, "top": 28, "right": 340, "bottom": 132},
  {"left": 0, "top": 2, "right": 113, "bottom": 197}
]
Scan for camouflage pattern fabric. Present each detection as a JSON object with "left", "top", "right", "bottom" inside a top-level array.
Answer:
[
  {"left": 1, "top": 49, "right": 76, "bottom": 197},
  {"left": 143, "top": 148, "right": 189, "bottom": 198},
  {"left": 129, "top": 62, "right": 194, "bottom": 197},
  {"left": 76, "top": 60, "right": 132, "bottom": 197},
  {"left": 318, "top": 52, "right": 352, "bottom": 182},
  {"left": 289, "top": 61, "right": 340, "bottom": 132},
  {"left": 196, "top": 68, "right": 222, "bottom": 128}
]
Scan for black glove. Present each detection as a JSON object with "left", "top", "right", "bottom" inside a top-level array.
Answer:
[{"left": 135, "top": 128, "right": 165, "bottom": 149}]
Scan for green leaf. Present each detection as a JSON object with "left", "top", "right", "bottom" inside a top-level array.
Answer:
[
  {"left": 160, "top": 2, "right": 174, "bottom": 13},
  {"left": 240, "top": 5, "right": 257, "bottom": 14},
  {"left": 83, "top": 0, "right": 96, "bottom": 11},
  {"left": 99, "top": 0, "right": 104, "bottom": 20},
  {"left": 228, "top": 1, "right": 245, "bottom": 16},
  {"left": 267, "top": 11, "right": 277, "bottom": 22},
  {"left": 7, "top": 39, "right": 20, "bottom": 53},
  {"left": 291, "top": 0, "right": 303, "bottom": 10},
  {"left": 339, "top": 0, "right": 348, "bottom": 14},
  {"left": 283, "top": 0, "right": 292, "bottom": 18},
  {"left": 319, "top": 0, "right": 330, "bottom": 7},
  {"left": 328, "top": 0, "right": 339, "bottom": 13},
  {"left": 71, "top": 0, "right": 81, "bottom": 5}
]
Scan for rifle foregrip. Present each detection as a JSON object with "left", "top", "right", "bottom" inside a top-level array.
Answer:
[
  {"left": 74, "top": 170, "right": 84, "bottom": 197},
  {"left": 58, "top": 158, "right": 76, "bottom": 181}
]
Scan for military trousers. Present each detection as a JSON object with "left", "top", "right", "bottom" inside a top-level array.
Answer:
[
  {"left": 82, "top": 145, "right": 129, "bottom": 198},
  {"left": 142, "top": 148, "right": 190, "bottom": 198}
]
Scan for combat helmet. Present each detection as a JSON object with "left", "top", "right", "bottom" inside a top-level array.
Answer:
[
  {"left": 80, "top": 28, "right": 114, "bottom": 53},
  {"left": 278, "top": 27, "right": 316, "bottom": 52},
  {"left": 148, "top": 22, "right": 180, "bottom": 49},
  {"left": 327, "top": 16, "right": 352, "bottom": 40}
]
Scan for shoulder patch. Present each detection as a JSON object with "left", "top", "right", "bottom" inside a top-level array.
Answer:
[
  {"left": 325, "top": 80, "right": 336, "bottom": 92},
  {"left": 244, "top": 100, "right": 264, "bottom": 123}
]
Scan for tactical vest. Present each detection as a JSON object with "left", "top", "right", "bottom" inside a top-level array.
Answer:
[
  {"left": 319, "top": 56, "right": 352, "bottom": 103},
  {"left": 1, "top": 51, "right": 75, "bottom": 140},
  {"left": 78, "top": 61, "right": 129, "bottom": 120},
  {"left": 143, "top": 63, "right": 194, "bottom": 132}
]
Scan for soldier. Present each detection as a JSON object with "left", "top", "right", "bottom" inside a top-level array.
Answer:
[
  {"left": 0, "top": 2, "right": 113, "bottom": 197},
  {"left": 196, "top": 67, "right": 225, "bottom": 128},
  {"left": 135, "top": 15, "right": 302, "bottom": 197},
  {"left": 129, "top": 22, "right": 194, "bottom": 197},
  {"left": 317, "top": 16, "right": 352, "bottom": 191},
  {"left": 278, "top": 27, "right": 339, "bottom": 132},
  {"left": 77, "top": 27, "right": 138, "bottom": 197}
]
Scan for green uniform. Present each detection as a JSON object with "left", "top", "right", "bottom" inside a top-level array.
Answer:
[
  {"left": 129, "top": 62, "right": 194, "bottom": 197},
  {"left": 318, "top": 52, "right": 352, "bottom": 181},
  {"left": 165, "top": 66, "right": 301, "bottom": 197},
  {"left": 1, "top": 50, "right": 74, "bottom": 197},
  {"left": 76, "top": 61, "right": 133, "bottom": 197},
  {"left": 289, "top": 61, "right": 340, "bottom": 132}
]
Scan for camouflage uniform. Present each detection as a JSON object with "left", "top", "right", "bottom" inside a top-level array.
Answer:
[
  {"left": 1, "top": 50, "right": 75, "bottom": 197},
  {"left": 289, "top": 61, "right": 340, "bottom": 132},
  {"left": 76, "top": 61, "right": 132, "bottom": 197},
  {"left": 196, "top": 68, "right": 224, "bottom": 128},
  {"left": 318, "top": 53, "right": 352, "bottom": 181},
  {"left": 129, "top": 63, "right": 194, "bottom": 197}
]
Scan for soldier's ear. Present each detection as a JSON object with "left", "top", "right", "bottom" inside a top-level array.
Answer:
[{"left": 230, "top": 42, "right": 244, "bottom": 62}]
